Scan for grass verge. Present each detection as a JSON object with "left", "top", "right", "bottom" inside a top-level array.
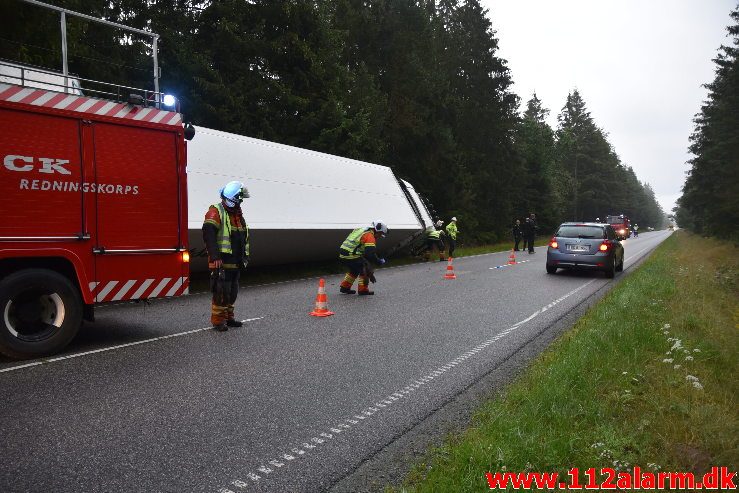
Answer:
[{"left": 391, "top": 231, "right": 738, "bottom": 491}]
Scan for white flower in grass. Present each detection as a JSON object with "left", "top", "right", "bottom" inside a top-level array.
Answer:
[
  {"left": 693, "top": 348, "right": 701, "bottom": 353},
  {"left": 662, "top": 358, "right": 673, "bottom": 363},
  {"left": 670, "top": 340, "right": 683, "bottom": 351},
  {"left": 686, "top": 375, "right": 699, "bottom": 382},
  {"left": 674, "top": 364, "right": 682, "bottom": 370},
  {"left": 622, "top": 371, "right": 628, "bottom": 375},
  {"left": 685, "top": 356, "right": 694, "bottom": 361},
  {"left": 663, "top": 324, "right": 671, "bottom": 329},
  {"left": 591, "top": 442, "right": 605, "bottom": 449},
  {"left": 692, "top": 381, "right": 704, "bottom": 390},
  {"left": 663, "top": 331, "right": 670, "bottom": 335}
]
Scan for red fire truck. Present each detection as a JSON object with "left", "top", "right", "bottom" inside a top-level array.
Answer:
[
  {"left": 606, "top": 214, "right": 631, "bottom": 240},
  {"left": 0, "top": 1, "right": 191, "bottom": 358}
]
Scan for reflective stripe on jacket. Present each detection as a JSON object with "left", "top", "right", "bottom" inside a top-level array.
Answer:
[
  {"left": 340, "top": 227, "right": 372, "bottom": 259},
  {"left": 213, "top": 202, "right": 250, "bottom": 256}
]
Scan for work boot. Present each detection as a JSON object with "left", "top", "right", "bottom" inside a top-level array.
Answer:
[
  {"left": 340, "top": 287, "right": 356, "bottom": 294},
  {"left": 226, "top": 319, "right": 243, "bottom": 327},
  {"left": 213, "top": 324, "right": 228, "bottom": 332},
  {"left": 358, "top": 291, "right": 374, "bottom": 296}
]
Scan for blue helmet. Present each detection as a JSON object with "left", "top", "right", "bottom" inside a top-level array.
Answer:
[{"left": 220, "top": 181, "right": 250, "bottom": 208}]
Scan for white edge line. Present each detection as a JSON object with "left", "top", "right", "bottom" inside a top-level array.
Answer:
[{"left": 0, "top": 317, "right": 265, "bottom": 373}]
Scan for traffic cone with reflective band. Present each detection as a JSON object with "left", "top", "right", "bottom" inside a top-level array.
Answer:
[
  {"left": 310, "top": 278, "right": 335, "bottom": 317},
  {"left": 444, "top": 257, "right": 457, "bottom": 280},
  {"left": 508, "top": 249, "right": 517, "bottom": 265}
]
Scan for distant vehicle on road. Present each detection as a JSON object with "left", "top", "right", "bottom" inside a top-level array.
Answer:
[
  {"left": 546, "top": 222, "right": 625, "bottom": 278},
  {"left": 606, "top": 214, "right": 631, "bottom": 240}
]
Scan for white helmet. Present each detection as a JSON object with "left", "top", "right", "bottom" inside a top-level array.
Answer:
[
  {"left": 435, "top": 220, "right": 444, "bottom": 228},
  {"left": 451, "top": 216, "right": 457, "bottom": 222},
  {"left": 372, "top": 221, "right": 388, "bottom": 236},
  {"left": 220, "top": 181, "right": 249, "bottom": 208}
]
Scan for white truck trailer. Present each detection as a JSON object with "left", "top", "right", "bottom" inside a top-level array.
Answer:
[{"left": 186, "top": 126, "right": 433, "bottom": 269}]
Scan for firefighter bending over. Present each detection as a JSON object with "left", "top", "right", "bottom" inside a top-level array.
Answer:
[
  {"left": 424, "top": 220, "right": 447, "bottom": 262},
  {"left": 203, "top": 181, "right": 250, "bottom": 331},
  {"left": 339, "top": 221, "right": 388, "bottom": 295}
]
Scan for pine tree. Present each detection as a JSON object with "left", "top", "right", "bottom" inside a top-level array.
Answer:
[{"left": 679, "top": 6, "right": 739, "bottom": 239}]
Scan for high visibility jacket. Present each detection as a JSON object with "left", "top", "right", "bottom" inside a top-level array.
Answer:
[
  {"left": 339, "top": 227, "right": 375, "bottom": 260},
  {"left": 445, "top": 222, "right": 458, "bottom": 240},
  {"left": 427, "top": 229, "right": 442, "bottom": 240},
  {"left": 205, "top": 202, "right": 249, "bottom": 257}
]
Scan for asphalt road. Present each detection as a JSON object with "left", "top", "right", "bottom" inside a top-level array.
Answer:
[{"left": 0, "top": 230, "right": 671, "bottom": 493}]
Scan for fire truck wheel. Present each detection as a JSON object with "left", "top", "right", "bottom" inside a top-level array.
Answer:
[{"left": 0, "top": 269, "right": 83, "bottom": 359}]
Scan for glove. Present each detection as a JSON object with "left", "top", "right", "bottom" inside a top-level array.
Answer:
[
  {"left": 378, "top": 258, "right": 386, "bottom": 265},
  {"left": 242, "top": 256, "right": 250, "bottom": 269}
]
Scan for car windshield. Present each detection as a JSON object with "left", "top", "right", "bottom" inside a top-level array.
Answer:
[
  {"left": 606, "top": 216, "right": 623, "bottom": 224},
  {"left": 557, "top": 225, "right": 605, "bottom": 239}
]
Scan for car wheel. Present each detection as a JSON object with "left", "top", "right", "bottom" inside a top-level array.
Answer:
[
  {"left": 605, "top": 256, "right": 616, "bottom": 279},
  {"left": 0, "top": 269, "right": 83, "bottom": 359},
  {"left": 616, "top": 253, "right": 624, "bottom": 272},
  {"left": 546, "top": 265, "right": 557, "bottom": 274}
]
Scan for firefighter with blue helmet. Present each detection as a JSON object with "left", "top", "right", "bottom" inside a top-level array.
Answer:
[{"left": 203, "top": 181, "right": 250, "bottom": 331}]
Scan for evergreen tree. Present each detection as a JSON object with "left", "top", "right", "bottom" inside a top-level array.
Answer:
[{"left": 678, "top": 6, "right": 739, "bottom": 240}]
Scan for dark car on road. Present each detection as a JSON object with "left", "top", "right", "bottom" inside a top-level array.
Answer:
[{"left": 546, "top": 222, "right": 625, "bottom": 278}]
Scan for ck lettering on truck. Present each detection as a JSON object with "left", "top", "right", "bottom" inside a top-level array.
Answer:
[{"left": 0, "top": 0, "right": 193, "bottom": 359}]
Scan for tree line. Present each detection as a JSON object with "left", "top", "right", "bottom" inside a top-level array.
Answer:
[
  {"left": 675, "top": 6, "right": 738, "bottom": 241},
  {"left": 1, "top": 0, "right": 665, "bottom": 241}
]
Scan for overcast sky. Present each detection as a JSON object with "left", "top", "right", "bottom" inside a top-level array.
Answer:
[{"left": 482, "top": 0, "right": 735, "bottom": 213}]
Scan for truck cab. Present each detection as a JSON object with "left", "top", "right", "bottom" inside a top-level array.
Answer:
[{"left": 606, "top": 214, "right": 631, "bottom": 240}]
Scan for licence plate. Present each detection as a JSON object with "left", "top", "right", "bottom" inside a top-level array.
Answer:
[{"left": 567, "top": 244, "right": 589, "bottom": 252}]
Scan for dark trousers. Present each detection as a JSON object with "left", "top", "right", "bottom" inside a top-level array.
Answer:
[
  {"left": 340, "top": 257, "right": 370, "bottom": 292},
  {"left": 526, "top": 235, "right": 535, "bottom": 253},
  {"left": 211, "top": 268, "right": 240, "bottom": 325},
  {"left": 424, "top": 239, "right": 446, "bottom": 261},
  {"left": 514, "top": 236, "right": 521, "bottom": 251},
  {"left": 447, "top": 238, "right": 456, "bottom": 258}
]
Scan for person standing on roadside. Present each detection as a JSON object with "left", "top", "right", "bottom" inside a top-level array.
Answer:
[
  {"left": 527, "top": 213, "right": 538, "bottom": 253},
  {"left": 445, "top": 217, "right": 459, "bottom": 259},
  {"left": 512, "top": 219, "right": 522, "bottom": 251},
  {"left": 203, "top": 181, "right": 250, "bottom": 332},
  {"left": 522, "top": 215, "right": 536, "bottom": 254}
]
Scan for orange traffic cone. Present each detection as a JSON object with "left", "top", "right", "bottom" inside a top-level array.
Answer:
[
  {"left": 310, "top": 278, "right": 335, "bottom": 317},
  {"left": 444, "top": 257, "right": 457, "bottom": 280},
  {"left": 508, "top": 249, "right": 517, "bottom": 265}
]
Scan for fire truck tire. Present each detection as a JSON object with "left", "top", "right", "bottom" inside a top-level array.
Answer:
[{"left": 0, "top": 269, "right": 83, "bottom": 359}]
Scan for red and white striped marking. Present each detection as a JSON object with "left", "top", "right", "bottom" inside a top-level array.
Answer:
[
  {"left": 0, "top": 83, "right": 182, "bottom": 126},
  {"left": 88, "top": 277, "right": 189, "bottom": 302}
]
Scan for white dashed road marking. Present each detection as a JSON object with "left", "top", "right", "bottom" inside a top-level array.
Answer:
[{"left": 217, "top": 280, "right": 597, "bottom": 491}]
